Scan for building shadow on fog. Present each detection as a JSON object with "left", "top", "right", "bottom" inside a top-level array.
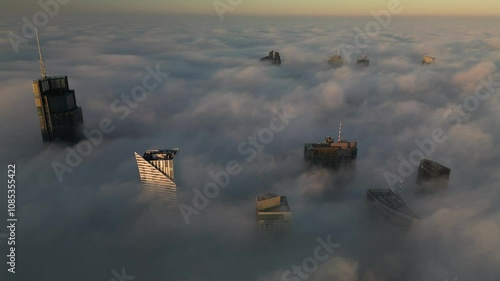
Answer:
[
  {"left": 301, "top": 165, "right": 358, "bottom": 202},
  {"left": 325, "top": 168, "right": 358, "bottom": 201}
]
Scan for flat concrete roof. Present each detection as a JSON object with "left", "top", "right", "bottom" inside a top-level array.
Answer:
[{"left": 257, "top": 194, "right": 290, "bottom": 213}]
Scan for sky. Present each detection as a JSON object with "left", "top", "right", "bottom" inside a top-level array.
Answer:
[
  {"left": 2, "top": 0, "right": 500, "bottom": 16},
  {"left": 0, "top": 5, "right": 500, "bottom": 281}
]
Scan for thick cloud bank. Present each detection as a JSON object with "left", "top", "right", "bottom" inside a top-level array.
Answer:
[{"left": 0, "top": 15, "right": 499, "bottom": 281}]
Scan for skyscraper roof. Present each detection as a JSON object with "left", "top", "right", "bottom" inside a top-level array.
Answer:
[
  {"left": 257, "top": 193, "right": 290, "bottom": 213},
  {"left": 143, "top": 149, "right": 179, "bottom": 161},
  {"left": 367, "top": 189, "right": 419, "bottom": 219}
]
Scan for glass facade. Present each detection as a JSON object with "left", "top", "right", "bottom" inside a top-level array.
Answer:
[
  {"left": 366, "top": 189, "right": 419, "bottom": 232},
  {"left": 256, "top": 194, "right": 291, "bottom": 236},
  {"left": 32, "top": 76, "right": 84, "bottom": 142},
  {"left": 134, "top": 150, "right": 178, "bottom": 209},
  {"left": 416, "top": 159, "right": 451, "bottom": 192}
]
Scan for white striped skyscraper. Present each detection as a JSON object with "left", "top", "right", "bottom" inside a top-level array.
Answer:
[{"left": 134, "top": 149, "right": 179, "bottom": 209}]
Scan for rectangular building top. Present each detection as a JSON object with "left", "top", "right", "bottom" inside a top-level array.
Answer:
[
  {"left": 257, "top": 194, "right": 290, "bottom": 213},
  {"left": 257, "top": 193, "right": 279, "bottom": 201},
  {"left": 420, "top": 159, "right": 450, "bottom": 174},
  {"left": 33, "top": 76, "right": 68, "bottom": 82},
  {"left": 305, "top": 137, "right": 357, "bottom": 150}
]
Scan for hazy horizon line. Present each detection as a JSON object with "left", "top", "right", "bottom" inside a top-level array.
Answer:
[
  {"left": 2, "top": 11, "right": 500, "bottom": 19},
  {"left": 85, "top": 12, "right": 500, "bottom": 17}
]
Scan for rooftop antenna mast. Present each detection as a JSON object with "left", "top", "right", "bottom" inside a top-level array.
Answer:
[
  {"left": 35, "top": 27, "right": 47, "bottom": 79},
  {"left": 397, "top": 179, "right": 404, "bottom": 196},
  {"left": 337, "top": 121, "right": 342, "bottom": 142}
]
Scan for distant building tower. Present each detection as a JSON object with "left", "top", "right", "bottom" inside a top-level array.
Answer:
[
  {"left": 134, "top": 149, "right": 178, "bottom": 209},
  {"left": 304, "top": 136, "right": 358, "bottom": 169},
  {"left": 260, "top": 50, "right": 282, "bottom": 65},
  {"left": 32, "top": 28, "right": 84, "bottom": 143},
  {"left": 256, "top": 193, "right": 291, "bottom": 235},
  {"left": 366, "top": 189, "right": 419, "bottom": 231},
  {"left": 416, "top": 159, "right": 451, "bottom": 192},
  {"left": 356, "top": 53, "right": 370, "bottom": 67},
  {"left": 328, "top": 48, "right": 344, "bottom": 68},
  {"left": 422, "top": 55, "right": 435, "bottom": 65}
]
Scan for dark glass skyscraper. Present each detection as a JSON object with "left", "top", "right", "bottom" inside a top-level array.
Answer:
[
  {"left": 366, "top": 189, "right": 419, "bottom": 232},
  {"left": 32, "top": 29, "right": 84, "bottom": 143},
  {"left": 416, "top": 159, "right": 451, "bottom": 192}
]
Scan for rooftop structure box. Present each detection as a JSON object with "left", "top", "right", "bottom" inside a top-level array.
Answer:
[
  {"left": 416, "top": 159, "right": 451, "bottom": 192},
  {"left": 304, "top": 136, "right": 358, "bottom": 169}
]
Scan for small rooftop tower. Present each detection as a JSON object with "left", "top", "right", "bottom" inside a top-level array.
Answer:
[
  {"left": 35, "top": 28, "right": 47, "bottom": 79},
  {"left": 328, "top": 47, "right": 344, "bottom": 68},
  {"left": 422, "top": 55, "right": 435, "bottom": 65},
  {"left": 356, "top": 52, "right": 370, "bottom": 67}
]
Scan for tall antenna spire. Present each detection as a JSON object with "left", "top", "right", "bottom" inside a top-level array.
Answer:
[
  {"left": 397, "top": 179, "right": 404, "bottom": 195},
  {"left": 337, "top": 121, "right": 342, "bottom": 142},
  {"left": 35, "top": 27, "right": 47, "bottom": 79},
  {"left": 337, "top": 47, "right": 340, "bottom": 56}
]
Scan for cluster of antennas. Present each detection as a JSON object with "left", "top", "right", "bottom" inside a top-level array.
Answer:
[{"left": 324, "top": 122, "right": 344, "bottom": 144}]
